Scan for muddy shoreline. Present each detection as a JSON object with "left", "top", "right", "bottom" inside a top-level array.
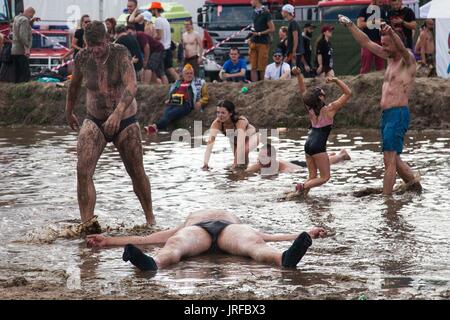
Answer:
[{"left": 0, "top": 73, "right": 449, "bottom": 130}]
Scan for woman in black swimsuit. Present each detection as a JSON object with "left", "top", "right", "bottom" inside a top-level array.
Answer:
[{"left": 203, "top": 100, "right": 259, "bottom": 170}]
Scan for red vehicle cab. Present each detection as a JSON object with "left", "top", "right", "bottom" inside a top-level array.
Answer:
[{"left": 29, "top": 29, "right": 70, "bottom": 73}]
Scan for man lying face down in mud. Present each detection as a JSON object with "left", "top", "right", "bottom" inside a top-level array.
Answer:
[
  {"left": 246, "top": 144, "right": 351, "bottom": 175},
  {"left": 65, "top": 21, "right": 154, "bottom": 227},
  {"left": 87, "top": 209, "right": 327, "bottom": 271}
]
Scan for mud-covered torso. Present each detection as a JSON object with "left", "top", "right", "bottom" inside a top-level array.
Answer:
[
  {"left": 75, "top": 44, "right": 137, "bottom": 119},
  {"left": 381, "top": 56, "right": 415, "bottom": 109}
]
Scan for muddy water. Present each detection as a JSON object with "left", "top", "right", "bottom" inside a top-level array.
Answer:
[{"left": 0, "top": 127, "right": 449, "bottom": 299}]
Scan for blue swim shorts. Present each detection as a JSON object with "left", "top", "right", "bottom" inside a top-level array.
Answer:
[{"left": 380, "top": 106, "right": 410, "bottom": 154}]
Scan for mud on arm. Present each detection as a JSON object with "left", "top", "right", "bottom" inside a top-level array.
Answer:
[{"left": 65, "top": 56, "right": 84, "bottom": 130}]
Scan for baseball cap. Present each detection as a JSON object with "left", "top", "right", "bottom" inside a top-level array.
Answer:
[
  {"left": 273, "top": 48, "right": 284, "bottom": 56},
  {"left": 142, "top": 11, "right": 153, "bottom": 22},
  {"left": 321, "top": 24, "right": 335, "bottom": 33},
  {"left": 304, "top": 23, "right": 316, "bottom": 28},
  {"left": 282, "top": 4, "right": 295, "bottom": 15}
]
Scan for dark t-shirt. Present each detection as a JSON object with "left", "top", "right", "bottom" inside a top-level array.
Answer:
[
  {"left": 135, "top": 31, "right": 164, "bottom": 53},
  {"left": 277, "top": 38, "right": 288, "bottom": 57},
  {"left": 116, "top": 34, "right": 143, "bottom": 71},
  {"left": 287, "top": 19, "right": 304, "bottom": 56},
  {"left": 74, "top": 29, "right": 84, "bottom": 56},
  {"left": 302, "top": 33, "right": 312, "bottom": 66},
  {"left": 252, "top": 9, "right": 272, "bottom": 44},
  {"left": 358, "top": 5, "right": 387, "bottom": 42},
  {"left": 126, "top": 12, "right": 145, "bottom": 32},
  {"left": 387, "top": 7, "right": 416, "bottom": 49},
  {"left": 315, "top": 38, "right": 333, "bottom": 73}
]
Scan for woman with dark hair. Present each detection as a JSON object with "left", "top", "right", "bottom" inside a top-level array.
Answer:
[
  {"left": 291, "top": 67, "right": 351, "bottom": 195},
  {"left": 203, "top": 100, "right": 259, "bottom": 170},
  {"left": 105, "top": 17, "right": 117, "bottom": 41}
]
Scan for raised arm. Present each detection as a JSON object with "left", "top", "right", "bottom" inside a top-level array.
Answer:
[
  {"left": 326, "top": 77, "right": 352, "bottom": 116},
  {"left": 339, "top": 14, "right": 388, "bottom": 60},
  {"left": 381, "top": 23, "right": 415, "bottom": 66},
  {"left": 128, "top": 8, "right": 144, "bottom": 24},
  {"left": 292, "top": 67, "right": 306, "bottom": 96}
]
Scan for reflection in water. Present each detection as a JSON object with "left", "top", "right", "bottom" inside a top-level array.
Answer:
[{"left": 0, "top": 127, "right": 449, "bottom": 299}]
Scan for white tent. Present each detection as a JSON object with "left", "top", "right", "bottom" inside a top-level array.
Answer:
[{"left": 420, "top": 0, "right": 450, "bottom": 79}]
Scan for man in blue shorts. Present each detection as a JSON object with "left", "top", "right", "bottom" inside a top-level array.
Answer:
[{"left": 340, "top": 16, "right": 422, "bottom": 195}]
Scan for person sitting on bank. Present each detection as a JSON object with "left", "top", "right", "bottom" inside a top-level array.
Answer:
[
  {"left": 246, "top": 144, "right": 351, "bottom": 175},
  {"left": 264, "top": 48, "right": 291, "bottom": 80},
  {"left": 87, "top": 209, "right": 327, "bottom": 271},
  {"left": 219, "top": 47, "right": 247, "bottom": 82},
  {"left": 145, "top": 64, "right": 208, "bottom": 134}
]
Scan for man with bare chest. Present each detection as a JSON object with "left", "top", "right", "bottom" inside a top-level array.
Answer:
[
  {"left": 65, "top": 21, "right": 155, "bottom": 226},
  {"left": 182, "top": 20, "right": 202, "bottom": 77},
  {"left": 340, "top": 15, "right": 421, "bottom": 195}
]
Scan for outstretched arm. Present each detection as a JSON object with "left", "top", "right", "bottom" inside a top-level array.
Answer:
[
  {"left": 259, "top": 227, "right": 327, "bottom": 242},
  {"left": 87, "top": 227, "right": 182, "bottom": 247},
  {"left": 339, "top": 15, "right": 388, "bottom": 60},
  {"left": 203, "top": 122, "right": 220, "bottom": 169},
  {"left": 326, "top": 77, "right": 352, "bottom": 115}
]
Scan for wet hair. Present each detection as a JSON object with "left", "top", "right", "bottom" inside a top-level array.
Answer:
[
  {"left": 84, "top": 21, "right": 107, "bottom": 46},
  {"left": 217, "top": 100, "right": 239, "bottom": 124},
  {"left": 303, "top": 87, "right": 326, "bottom": 116}
]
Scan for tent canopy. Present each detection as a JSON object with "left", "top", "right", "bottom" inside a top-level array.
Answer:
[{"left": 420, "top": 0, "right": 450, "bottom": 19}]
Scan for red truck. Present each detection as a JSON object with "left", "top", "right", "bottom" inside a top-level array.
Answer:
[
  {"left": 197, "top": 0, "right": 319, "bottom": 79},
  {"left": 29, "top": 29, "right": 71, "bottom": 73}
]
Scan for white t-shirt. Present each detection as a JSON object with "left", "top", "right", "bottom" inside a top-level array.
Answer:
[
  {"left": 155, "top": 16, "right": 171, "bottom": 50},
  {"left": 264, "top": 62, "right": 291, "bottom": 80}
]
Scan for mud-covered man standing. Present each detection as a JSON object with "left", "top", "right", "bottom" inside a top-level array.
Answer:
[{"left": 65, "top": 21, "right": 155, "bottom": 226}]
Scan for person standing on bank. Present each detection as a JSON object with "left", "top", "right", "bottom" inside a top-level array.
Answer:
[
  {"left": 357, "top": 0, "right": 386, "bottom": 74},
  {"left": 281, "top": 4, "right": 304, "bottom": 68},
  {"left": 387, "top": 0, "right": 416, "bottom": 50},
  {"left": 300, "top": 23, "right": 316, "bottom": 77},
  {"left": 315, "top": 24, "right": 335, "bottom": 77},
  {"left": 248, "top": 0, "right": 275, "bottom": 82},
  {"left": 11, "top": 6, "right": 37, "bottom": 83},
  {"left": 72, "top": 15, "right": 91, "bottom": 58},
  {"left": 151, "top": 1, "right": 179, "bottom": 82}
]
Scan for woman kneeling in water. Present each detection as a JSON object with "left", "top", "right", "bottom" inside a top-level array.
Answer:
[
  {"left": 203, "top": 100, "right": 259, "bottom": 170},
  {"left": 292, "top": 67, "right": 352, "bottom": 194}
]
